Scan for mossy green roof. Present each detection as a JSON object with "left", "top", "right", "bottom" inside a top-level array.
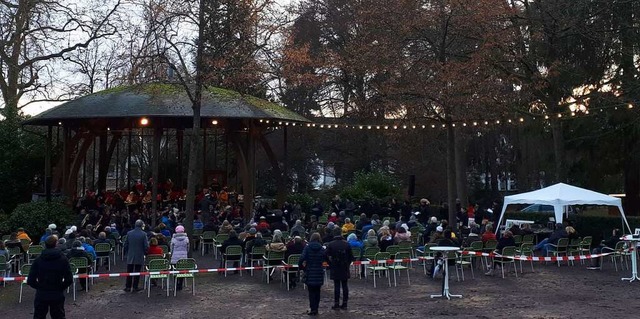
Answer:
[{"left": 24, "top": 83, "right": 309, "bottom": 125}]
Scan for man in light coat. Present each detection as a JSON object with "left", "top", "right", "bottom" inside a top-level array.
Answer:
[{"left": 123, "top": 219, "right": 149, "bottom": 292}]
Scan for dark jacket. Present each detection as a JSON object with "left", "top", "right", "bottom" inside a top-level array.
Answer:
[
  {"left": 496, "top": 236, "right": 516, "bottom": 252},
  {"left": 28, "top": 248, "right": 73, "bottom": 301},
  {"left": 326, "top": 237, "right": 354, "bottom": 281},
  {"left": 246, "top": 237, "right": 267, "bottom": 254},
  {"left": 299, "top": 241, "right": 326, "bottom": 287},
  {"left": 286, "top": 241, "right": 306, "bottom": 259},
  {"left": 221, "top": 236, "right": 245, "bottom": 255},
  {"left": 124, "top": 227, "right": 149, "bottom": 265},
  {"left": 379, "top": 236, "right": 394, "bottom": 252},
  {"left": 548, "top": 229, "right": 568, "bottom": 245}
]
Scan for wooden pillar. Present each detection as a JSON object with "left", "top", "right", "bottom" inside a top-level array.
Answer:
[
  {"left": 116, "top": 139, "right": 120, "bottom": 189},
  {"left": 45, "top": 126, "right": 52, "bottom": 202},
  {"left": 247, "top": 122, "right": 256, "bottom": 218},
  {"left": 97, "top": 131, "right": 108, "bottom": 193},
  {"left": 61, "top": 127, "right": 70, "bottom": 196},
  {"left": 203, "top": 126, "right": 207, "bottom": 186},
  {"left": 151, "top": 127, "right": 161, "bottom": 228},
  {"left": 225, "top": 131, "right": 229, "bottom": 186},
  {"left": 91, "top": 135, "right": 97, "bottom": 189},
  {"left": 98, "top": 132, "right": 122, "bottom": 193},
  {"left": 260, "top": 133, "right": 286, "bottom": 207},
  {"left": 283, "top": 125, "right": 288, "bottom": 189},
  {"left": 127, "top": 129, "right": 132, "bottom": 190},
  {"left": 177, "top": 129, "right": 184, "bottom": 189}
]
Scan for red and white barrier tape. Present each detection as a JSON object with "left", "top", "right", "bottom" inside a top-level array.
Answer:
[{"left": 1, "top": 249, "right": 630, "bottom": 282}]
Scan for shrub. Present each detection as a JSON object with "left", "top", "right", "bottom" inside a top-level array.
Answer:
[
  {"left": 340, "top": 171, "right": 401, "bottom": 203},
  {"left": 2, "top": 200, "right": 75, "bottom": 241},
  {"left": 286, "top": 193, "right": 314, "bottom": 213}
]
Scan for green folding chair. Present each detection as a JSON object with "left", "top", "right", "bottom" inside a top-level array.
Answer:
[
  {"left": 146, "top": 258, "right": 170, "bottom": 297},
  {"left": 173, "top": 258, "right": 197, "bottom": 296},
  {"left": 19, "top": 264, "right": 31, "bottom": 303}
]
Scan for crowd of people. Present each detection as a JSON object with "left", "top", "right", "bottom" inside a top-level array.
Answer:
[{"left": 2, "top": 187, "right": 630, "bottom": 317}]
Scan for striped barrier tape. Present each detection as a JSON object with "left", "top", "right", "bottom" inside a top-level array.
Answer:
[{"left": 1, "top": 248, "right": 630, "bottom": 282}]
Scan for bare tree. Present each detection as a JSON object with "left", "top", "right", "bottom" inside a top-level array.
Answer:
[{"left": 0, "top": 0, "right": 122, "bottom": 121}]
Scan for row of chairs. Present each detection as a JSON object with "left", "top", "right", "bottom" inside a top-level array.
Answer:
[{"left": 145, "top": 258, "right": 197, "bottom": 297}]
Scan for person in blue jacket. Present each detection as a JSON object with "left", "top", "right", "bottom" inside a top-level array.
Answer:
[{"left": 299, "top": 232, "right": 327, "bottom": 316}]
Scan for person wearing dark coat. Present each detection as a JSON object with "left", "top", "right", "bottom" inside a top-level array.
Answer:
[
  {"left": 589, "top": 229, "right": 623, "bottom": 269},
  {"left": 326, "top": 233, "right": 355, "bottom": 310},
  {"left": 486, "top": 230, "right": 516, "bottom": 276},
  {"left": 123, "top": 219, "right": 149, "bottom": 292},
  {"left": 28, "top": 235, "right": 73, "bottom": 319},
  {"left": 285, "top": 236, "right": 306, "bottom": 289},
  {"left": 220, "top": 230, "right": 244, "bottom": 273},
  {"left": 66, "top": 241, "right": 92, "bottom": 290},
  {"left": 299, "top": 233, "right": 327, "bottom": 316}
]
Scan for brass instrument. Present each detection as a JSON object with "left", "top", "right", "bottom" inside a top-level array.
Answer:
[
  {"left": 80, "top": 213, "right": 89, "bottom": 228},
  {"left": 93, "top": 215, "right": 103, "bottom": 232}
]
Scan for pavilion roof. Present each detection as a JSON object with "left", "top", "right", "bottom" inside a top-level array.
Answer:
[{"left": 23, "top": 83, "right": 309, "bottom": 126}]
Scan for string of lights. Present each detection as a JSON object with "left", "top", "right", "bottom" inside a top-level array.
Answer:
[{"left": 261, "top": 100, "right": 638, "bottom": 130}]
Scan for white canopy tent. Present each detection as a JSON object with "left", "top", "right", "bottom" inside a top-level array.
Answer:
[{"left": 497, "top": 183, "right": 631, "bottom": 233}]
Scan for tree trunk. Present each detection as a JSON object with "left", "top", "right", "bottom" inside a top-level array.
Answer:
[
  {"left": 184, "top": 0, "right": 206, "bottom": 247},
  {"left": 550, "top": 119, "right": 564, "bottom": 182},
  {"left": 151, "top": 128, "right": 161, "bottom": 228},
  {"left": 454, "top": 126, "right": 468, "bottom": 207},
  {"left": 446, "top": 121, "right": 457, "bottom": 229}
]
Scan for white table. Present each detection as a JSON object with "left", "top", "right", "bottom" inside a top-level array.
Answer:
[
  {"left": 622, "top": 235, "right": 640, "bottom": 282},
  {"left": 430, "top": 246, "right": 462, "bottom": 300}
]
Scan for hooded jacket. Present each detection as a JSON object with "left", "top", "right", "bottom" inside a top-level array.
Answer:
[
  {"left": 170, "top": 233, "right": 189, "bottom": 264},
  {"left": 27, "top": 248, "right": 73, "bottom": 301}
]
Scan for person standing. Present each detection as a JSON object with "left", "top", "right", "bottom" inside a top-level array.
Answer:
[
  {"left": 299, "top": 233, "right": 327, "bottom": 316},
  {"left": 27, "top": 235, "right": 73, "bottom": 319},
  {"left": 123, "top": 219, "right": 149, "bottom": 292},
  {"left": 326, "top": 231, "right": 355, "bottom": 310}
]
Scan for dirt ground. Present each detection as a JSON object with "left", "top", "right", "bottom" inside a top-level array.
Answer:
[{"left": 2, "top": 254, "right": 639, "bottom": 319}]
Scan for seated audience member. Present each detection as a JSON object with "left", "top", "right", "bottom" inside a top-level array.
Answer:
[
  {"left": 364, "top": 229, "right": 379, "bottom": 248},
  {"left": 394, "top": 225, "right": 412, "bottom": 243},
  {"left": 67, "top": 240, "right": 92, "bottom": 290},
  {"left": 148, "top": 237, "right": 164, "bottom": 255},
  {"left": 346, "top": 233, "right": 364, "bottom": 256},
  {"left": 341, "top": 218, "right": 355, "bottom": 235},
  {"left": 290, "top": 220, "right": 306, "bottom": 237},
  {"left": 520, "top": 223, "right": 534, "bottom": 235},
  {"left": 588, "top": 229, "right": 623, "bottom": 269},
  {"left": 378, "top": 228, "right": 394, "bottom": 252},
  {"left": 430, "top": 230, "right": 457, "bottom": 277},
  {"left": 481, "top": 225, "right": 497, "bottom": 243},
  {"left": 533, "top": 223, "right": 567, "bottom": 256},
  {"left": 485, "top": 230, "right": 516, "bottom": 276},
  {"left": 220, "top": 230, "right": 244, "bottom": 273},
  {"left": 463, "top": 225, "right": 481, "bottom": 247}
]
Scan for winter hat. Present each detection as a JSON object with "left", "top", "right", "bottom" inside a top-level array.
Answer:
[
  {"left": 175, "top": 225, "right": 185, "bottom": 233},
  {"left": 70, "top": 226, "right": 77, "bottom": 232},
  {"left": 249, "top": 228, "right": 257, "bottom": 235},
  {"left": 347, "top": 233, "right": 357, "bottom": 241},
  {"left": 430, "top": 216, "right": 438, "bottom": 223},
  {"left": 327, "top": 222, "right": 335, "bottom": 230},
  {"left": 436, "top": 226, "right": 444, "bottom": 232},
  {"left": 65, "top": 229, "right": 73, "bottom": 236},
  {"left": 48, "top": 224, "right": 57, "bottom": 230},
  {"left": 401, "top": 223, "right": 409, "bottom": 231}
]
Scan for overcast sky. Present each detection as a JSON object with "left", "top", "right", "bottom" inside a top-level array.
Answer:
[{"left": 22, "top": 0, "right": 300, "bottom": 117}]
